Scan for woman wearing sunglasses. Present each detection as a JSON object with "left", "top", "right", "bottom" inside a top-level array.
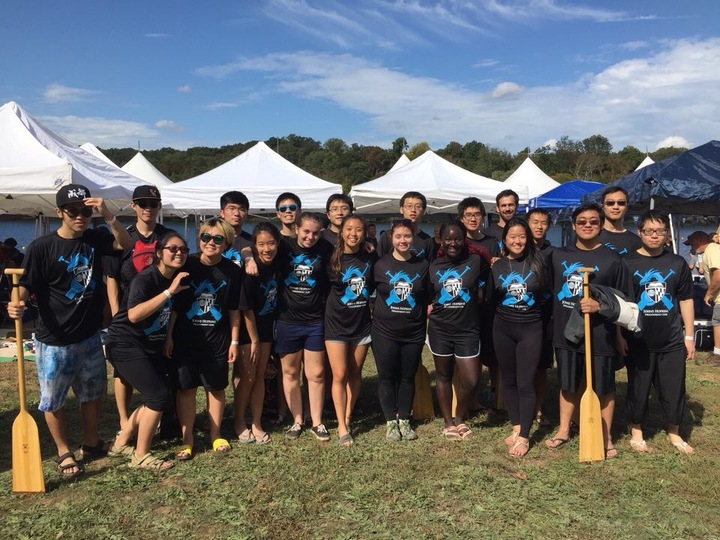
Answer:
[
  {"left": 166, "top": 218, "right": 242, "bottom": 459},
  {"left": 105, "top": 233, "right": 190, "bottom": 471}
]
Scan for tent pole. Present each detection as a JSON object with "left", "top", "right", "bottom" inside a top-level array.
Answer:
[{"left": 669, "top": 213, "right": 678, "bottom": 255}]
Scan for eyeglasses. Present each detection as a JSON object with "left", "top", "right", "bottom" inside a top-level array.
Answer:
[
  {"left": 135, "top": 200, "right": 160, "bottom": 209},
  {"left": 462, "top": 212, "right": 483, "bottom": 220},
  {"left": 604, "top": 200, "right": 627, "bottom": 207},
  {"left": 62, "top": 206, "right": 93, "bottom": 219},
  {"left": 200, "top": 233, "right": 226, "bottom": 245},
  {"left": 402, "top": 204, "right": 423, "bottom": 211},
  {"left": 328, "top": 206, "right": 350, "bottom": 214},
  {"left": 575, "top": 219, "right": 601, "bottom": 227},
  {"left": 164, "top": 245, "right": 190, "bottom": 254},
  {"left": 277, "top": 204, "right": 299, "bottom": 213},
  {"left": 640, "top": 228, "right": 668, "bottom": 236},
  {"left": 223, "top": 204, "right": 247, "bottom": 213}
]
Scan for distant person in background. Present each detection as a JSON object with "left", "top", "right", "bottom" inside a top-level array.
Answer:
[
  {"left": 598, "top": 186, "right": 642, "bottom": 256},
  {"left": 486, "top": 189, "right": 520, "bottom": 246},
  {"left": 685, "top": 231, "right": 720, "bottom": 365},
  {"left": 366, "top": 223, "right": 378, "bottom": 249},
  {"left": 2, "top": 237, "right": 24, "bottom": 267},
  {"left": 322, "top": 194, "right": 354, "bottom": 245},
  {"left": 377, "top": 192, "right": 434, "bottom": 261}
]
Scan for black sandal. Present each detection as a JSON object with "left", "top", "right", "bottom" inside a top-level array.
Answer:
[
  {"left": 56, "top": 452, "right": 83, "bottom": 480},
  {"left": 79, "top": 439, "right": 109, "bottom": 462}
]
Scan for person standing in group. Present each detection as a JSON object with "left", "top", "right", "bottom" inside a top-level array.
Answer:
[
  {"left": 545, "top": 203, "right": 631, "bottom": 458},
  {"left": 105, "top": 185, "right": 174, "bottom": 440},
  {"left": 377, "top": 192, "right": 434, "bottom": 261},
  {"left": 366, "top": 223, "right": 378, "bottom": 249},
  {"left": 428, "top": 220, "right": 489, "bottom": 440},
  {"left": 325, "top": 214, "right": 376, "bottom": 446},
  {"left": 489, "top": 218, "right": 550, "bottom": 457},
  {"left": 166, "top": 218, "right": 241, "bottom": 459},
  {"left": 7, "top": 184, "right": 132, "bottom": 479},
  {"left": 276, "top": 212, "right": 332, "bottom": 441},
  {"left": 105, "top": 233, "right": 191, "bottom": 471},
  {"left": 322, "top": 194, "right": 354, "bottom": 245},
  {"left": 621, "top": 211, "right": 696, "bottom": 454},
  {"left": 219, "top": 190, "right": 253, "bottom": 267},
  {"left": 235, "top": 223, "right": 282, "bottom": 446},
  {"left": 372, "top": 219, "right": 430, "bottom": 441},
  {"left": 275, "top": 192, "right": 302, "bottom": 244},
  {"left": 486, "top": 189, "right": 520, "bottom": 248},
  {"left": 598, "top": 186, "right": 642, "bottom": 256}
]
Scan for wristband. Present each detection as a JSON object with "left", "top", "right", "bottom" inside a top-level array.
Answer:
[
  {"left": 106, "top": 215, "right": 117, "bottom": 225},
  {"left": 163, "top": 289, "right": 172, "bottom": 299},
  {"left": 230, "top": 340, "right": 240, "bottom": 346},
  {"left": 684, "top": 335, "right": 694, "bottom": 341}
]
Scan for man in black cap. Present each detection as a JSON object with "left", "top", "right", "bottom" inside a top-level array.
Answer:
[
  {"left": 7, "top": 184, "right": 132, "bottom": 479},
  {"left": 2, "top": 237, "right": 24, "bottom": 267},
  {"left": 685, "top": 231, "right": 720, "bottom": 364}
]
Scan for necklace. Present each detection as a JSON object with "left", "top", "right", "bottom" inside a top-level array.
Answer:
[{"left": 507, "top": 255, "right": 526, "bottom": 278}]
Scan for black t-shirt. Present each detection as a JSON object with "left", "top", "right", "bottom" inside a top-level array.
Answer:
[
  {"left": 598, "top": 229, "right": 642, "bottom": 257},
  {"left": 377, "top": 229, "right": 434, "bottom": 261},
  {"left": 372, "top": 254, "right": 429, "bottom": 342},
  {"left": 549, "top": 244, "right": 631, "bottom": 355},
  {"left": 490, "top": 255, "right": 546, "bottom": 324},
  {"left": 325, "top": 251, "right": 376, "bottom": 340},
  {"left": 238, "top": 260, "right": 279, "bottom": 342},
  {"left": 484, "top": 223, "right": 506, "bottom": 254},
  {"left": 467, "top": 234, "right": 500, "bottom": 258},
  {"left": 106, "top": 266, "right": 173, "bottom": 355},
  {"left": 21, "top": 228, "right": 116, "bottom": 345},
  {"left": 223, "top": 229, "right": 254, "bottom": 268},
  {"left": 624, "top": 250, "right": 693, "bottom": 352},
  {"left": 321, "top": 228, "right": 338, "bottom": 247},
  {"left": 171, "top": 255, "right": 242, "bottom": 357},
  {"left": 428, "top": 253, "right": 488, "bottom": 338},
  {"left": 277, "top": 240, "right": 331, "bottom": 324}
]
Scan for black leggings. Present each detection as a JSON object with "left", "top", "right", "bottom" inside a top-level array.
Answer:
[
  {"left": 371, "top": 330, "right": 424, "bottom": 421},
  {"left": 108, "top": 345, "right": 172, "bottom": 412},
  {"left": 493, "top": 319, "right": 543, "bottom": 438},
  {"left": 626, "top": 347, "right": 686, "bottom": 426}
]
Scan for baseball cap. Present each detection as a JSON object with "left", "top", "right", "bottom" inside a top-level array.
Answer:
[
  {"left": 683, "top": 231, "right": 712, "bottom": 246},
  {"left": 56, "top": 184, "right": 91, "bottom": 207},
  {"left": 132, "top": 185, "right": 161, "bottom": 201}
]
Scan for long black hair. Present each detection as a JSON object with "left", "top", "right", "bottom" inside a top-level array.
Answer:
[{"left": 502, "top": 217, "right": 548, "bottom": 290}]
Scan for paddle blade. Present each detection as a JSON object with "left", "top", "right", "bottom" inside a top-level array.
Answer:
[
  {"left": 12, "top": 410, "right": 45, "bottom": 493},
  {"left": 578, "top": 391, "right": 605, "bottom": 463},
  {"left": 412, "top": 364, "right": 435, "bottom": 420}
]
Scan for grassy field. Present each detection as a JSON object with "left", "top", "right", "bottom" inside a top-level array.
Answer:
[{"left": 0, "top": 349, "right": 719, "bottom": 540}]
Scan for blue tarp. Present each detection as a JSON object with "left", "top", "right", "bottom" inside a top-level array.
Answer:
[{"left": 529, "top": 180, "right": 604, "bottom": 210}]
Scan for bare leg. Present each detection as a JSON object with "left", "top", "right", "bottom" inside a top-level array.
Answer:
[
  {"left": 233, "top": 344, "right": 254, "bottom": 437},
  {"left": 176, "top": 388, "right": 197, "bottom": 448},
  {"left": 114, "top": 377, "right": 133, "bottom": 433},
  {"left": 207, "top": 389, "right": 226, "bottom": 443},
  {"left": 545, "top": 389, "right": 576, "bottom": 448},
  {"left": 326, "top": 341, "right": 350, "bottom": 437},
  {"left": 346, "top": 343, "right": 368, "bottom": 424},
  {"left": 599, "top": 392, "right": 616, "bottom": 456},
  {"left": 132, "top": 405, "right": 163, "bottom": 457},
  {"left": 79, "top": 399, "right": 103, "bottom": 448},
  {"left": 281, "top": 351, "right": 304, "bottom": 425},
  {"left": 303, "top": 349, "right": 326, "bottom": 427},
  {"left": 44, "top": 408, "right": 79, "bottom": 473},
  {"left": 250, "top": 344, "right": 271, "bottom": 436}
]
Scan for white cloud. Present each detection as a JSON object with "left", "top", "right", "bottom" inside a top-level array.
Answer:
[
  {"left": 145, "top": 33, "right": 171, "bottom": 38},
  {"left": 542, "top": 138, "right": 558, "bottom": 149},
  {"left": 39, "top": 115, "right": 158, "bottom": 146},
  {"left": 473, "top": 58, "right": 500, "bottom": 68},
  {"left": 155, "top": 120, "right": 184, "bottom": 132},
  {"left": 656, "top": 136, "right": 691, "bottom": 149},
  {"left": 206, "top": 102, "right": 239, "bottom": 110},
  {"left": 491, "top": 82, "right": 524, "bottom": 98},
  {"left": 177, "top": 84, "right": 192, "bottom": 93},
  {"left": 43, "top": 83, "right": 100, "bottom": 103}
]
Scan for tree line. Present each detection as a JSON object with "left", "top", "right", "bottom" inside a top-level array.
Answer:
[{"left": 100, "top": 134, "right": 686, "bottom": 193}]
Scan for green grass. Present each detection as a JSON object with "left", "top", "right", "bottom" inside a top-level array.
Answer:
[{"left": 0, "top": 350, "right": 719, "bottom": 540}]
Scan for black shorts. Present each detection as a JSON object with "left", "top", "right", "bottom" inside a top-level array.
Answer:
[
  {"left": 107, "top": 344, "right": 171, "bottom": 412},
  {"left": 555, "top": 348, "right": 615, "bottom": 395},
  {"left": 174, "top": 350, "right": 229, "bottom": 392},
  {"left": 427, "top": 332, "right": 480, "bottom": 358}
]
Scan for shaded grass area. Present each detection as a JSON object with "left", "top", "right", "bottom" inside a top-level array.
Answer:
[{"left": 0, "top": 351, "right": 719, "bottom": 539}]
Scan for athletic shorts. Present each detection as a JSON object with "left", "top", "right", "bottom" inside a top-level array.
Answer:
[
  {"left": 106, "top": 345, "right": 171, "bottom": 412},
  {"left": 325, "top": 334, "right": 372, "bottom": 347},
  {"left": 427, "top": 332, "right": 481, "bottom": 359},
  {"left": 712, "top": 304, "right": 720, "bottom": 326},
  {"left": 174, "top": 350, "right": 229, "bottom": 392},
  {"left": 275, "top": 320, "right": 325, "bottom": 354},
  {"left": 555, "top": 348, "right": 615, "bottom": 396},
  {"left": 35, "top": 332, "right": 107, "bottom": 412}
]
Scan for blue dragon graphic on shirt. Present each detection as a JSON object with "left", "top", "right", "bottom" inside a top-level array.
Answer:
[
  {"left": 144, "top": 301, "right": 172, "bottom": 338},
  {"left": 603, "top": 242, "right": 628, "bottom": 256},
  {"left": 186, "top": 279, "right": 227, "bottom": 321},
  {"left": 499, "top": 270, "right": 535, "bottom": 306},
  {"left": 385, "top": 270, "right": 421, "bottom": 308},
  {"left": 557, "top": 261, "right": 598, "bottom": 301},
  {"left": 223, "top": 247, "right": 243, "bottom": 267},
  {"left": 258, "top": 278, "right": 278, "bottom": 316},
  {"left": 285, "top": 254, "right": 321, "bottom": 287},
  {"left": 436, "top": 265, "right": 471, "bottom": 305},
  {"left": 340, "top": 263, "right": 370, "bottom": 304},
  {"left": 58, "top": 249, "right": 95, "bottom": 302},
  {"left": 635, "top": 268, "right": 675, "bottom": 310}
]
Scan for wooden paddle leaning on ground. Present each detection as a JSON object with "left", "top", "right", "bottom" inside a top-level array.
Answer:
[
  {"left": 577, "top": 267, "right": 605, "bottom": 463},
  {"left": 5, "top": 268, "right": 45, "bottom": 492}
]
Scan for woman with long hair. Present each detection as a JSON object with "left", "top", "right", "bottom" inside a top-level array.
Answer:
[
  {"left": 166, "top": 218, "right": 242, "bottom": 459},
  {"left": 325, "top": 214, "right": 375, "bottom": 445},
  {"left": 105, "top": 233, "right": 190, "bottom": 470}
]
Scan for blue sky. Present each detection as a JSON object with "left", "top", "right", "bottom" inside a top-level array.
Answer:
[{"left": 2, "top": 0, "right": 719, "bottom": 154}]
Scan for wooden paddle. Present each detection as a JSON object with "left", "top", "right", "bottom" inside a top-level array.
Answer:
[
  {"left": 5, "top": 268, "right": 45, "bottom": 492},
  {"left": 577, "top": 267, "right": 605, "bottom": 463},
  {"left": 412, "top": 362, "right": 435, "bottom": 420}
]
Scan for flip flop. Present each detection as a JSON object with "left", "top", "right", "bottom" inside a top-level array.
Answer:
[
  {"left": 338, "top": 433, "right": 354, "bottom": 447},
  {"left": 510, "top": 439, "right": 530, "bottom": 458},
  {"left": 237, "top": 429, "right": 255, "bottom": 444},
  {"left": 605, "top": 446, "right": 618, "bottom": 459},
  {"left": 254, "top": 431, "right": 271, "bottom": 446},
  {"left": 668, "top": 438, "right": 694, "bottom": 455},
  {"left": 175, "top": 445, "right": 193, "bottom": 461},
  {"left": 545, "top": 437, "right": 570, "bottom": 450},
  {"left": 629, "top": 439, "right": 651, "bottom": 453},
  {"left": 212, "top": 438, "right": 231, "bottom": 453}
]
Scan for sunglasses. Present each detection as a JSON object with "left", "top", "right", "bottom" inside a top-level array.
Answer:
[
  {"left": 62, "top": 206, "right": 93, "bottom": 219},
  {"left": 200, "top": 233, "right": 226, "bottom": 245},
  {"left": 135, "top": 200, "right": 160, "bottom": 209},
  {"left": 575, "top": 219, "right": 601, "bottom": 226},
  {"left": 277, "top": 204, "right": 299, "bottom": 212},
  {"left": 164, "top": 245, "right": 190, "bottom": 254},
  {"left": 604, "top": 200, "right": 627, "bottom": 207}
]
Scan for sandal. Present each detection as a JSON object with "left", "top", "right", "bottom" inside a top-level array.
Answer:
[
  {"left": 129, "top": 452, "right": 174, "bottom": 472},
  {"left": 338, "top": 433, "right": 354, "bottom": 447},
  {"left": 175, "top": 445, "right": 194, "bottom": 461},
  {"left": 668, "top": 437, "right": 694, "bottom": 455},
  {"left": 504, "top": 431, "right": 519, "bottom": 447},
  {"left": 108, "top": 443, "right": 134, "bottom": 458},
  {"left": 456, "top": 423, "right": 472, "bottom": 440},
  {"left": 254, "top": 431, "right": 271, "bottom": 446},
  {"left": 212, "top": 438, "right": 231, "bottom": 453},
  {"left": 605, "top": 446, "right": 618, "bottom": 459},
  {"left": 79, "top": 439, "right": 109, "bottom": 462},
  {"left": 629, "top": 439, "right": 651, "bottom": 453},
  {"left": 237, "top": 429, "right": 255, "bottom": 444},
  {"left": 443, "top": 426, "right": 462, "bottom": 441},
  {"left": 545, "top": 436, "right": 570, "bottom": 450},
  {"left": 56, "top": 452, "right": 83, "bottom": 480},
  {"left": 510, "top": 439, "right": 530, "bottom": 458},
  {"left": 535, "top": 412, "right": 551, "bottom": 427}
]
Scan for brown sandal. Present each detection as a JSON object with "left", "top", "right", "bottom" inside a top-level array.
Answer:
[{"left": 129, "top": 452, "right": 174, "bottom": 471}]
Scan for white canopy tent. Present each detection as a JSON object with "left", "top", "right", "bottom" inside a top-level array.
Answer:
[
  {"left": 0, "top": 101, "right": 147, "bottom": 215},
  {"left": 350, "top": 150, "right": 528, "bottom": 214},
  {"left": 122, "top": 152, "right": 173, "bottom": 186},
  {"left": 503, "top": 157, "right": 560, "bottom": 200},
  {"left": 161, "top": 141, "right": 341, "bottom": 213},
  {"left": 80, "top": 142, "right": 117, "bottom": 167},
  {"left": 634, "top": 155, "right": 655, "bottom": 171},
  {"left": 387, "top": 154, "right": 410, "bottom": 173}
]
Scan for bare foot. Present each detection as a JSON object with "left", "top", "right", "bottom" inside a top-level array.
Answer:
[
  {"left": 510, "top": 438, "right": 530, "bottom": 458},
  {"left": 504, "top": 430, "right": 519, "bottom": 447},
  {"left": 668, "top": 436, "right": 694, "bottom": 454}
]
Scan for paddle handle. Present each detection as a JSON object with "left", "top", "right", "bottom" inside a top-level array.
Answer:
[
  {"left": 5, "top": 269, "right": 29, "bottom": 413},
  {"left": 580, "top": 268, "right": 593, "bottom": 389}
]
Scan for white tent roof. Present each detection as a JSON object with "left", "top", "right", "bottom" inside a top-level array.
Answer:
[
  {"left": 161, "top": 141, "right": 341, "bottom": 213},
  {"left": 503, "top": 157, "right": 560, "bottom": 200},
  {"left": 388, "top": 154, "right": 410, "bottom": 172},
  {"left": 80, "top": 142, "right": 117, "bottom": 167},
  {"left": 0, "top": 101, "right": 147, "bottom": 215},
  {"left": 350, "top": 150, "right": 528, "bottom": 214},
  {"left": 122, "top": 152, "right": 173, "bottom": 186},
  {"left": 635, "top": 155, "right": 655, "bottom": 171}
]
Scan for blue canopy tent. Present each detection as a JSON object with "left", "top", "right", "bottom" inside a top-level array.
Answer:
[{"left": 529, "top": 180, "right": 605, "bottom": 213}]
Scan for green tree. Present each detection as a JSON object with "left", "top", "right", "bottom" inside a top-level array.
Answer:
[
  {"left": 407, "top": 142, "right": 431, "bottom": 160},
  {"left": 391, "top": 137, "right": 408, "bottom": 159},
  {"left": 582, "top": 134, "right": 612, "bottom": 155}
]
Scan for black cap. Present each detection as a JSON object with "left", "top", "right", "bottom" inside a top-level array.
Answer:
[
  {"left": 56, "top": 184, "right": 91, "bottom": 207},
  {"left": 683, "top": 231, "right": 712, "bottom": 246},
  {"left": 3, "top": 237, "right": 17, "bottom": 247},
  {"left": 132, "top": 185, "right": 161, "bottom": 201}
]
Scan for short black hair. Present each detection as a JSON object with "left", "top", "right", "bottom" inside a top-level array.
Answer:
[
  {"left": 571, "top": 202, "right": 605, "bottom": 224},
  {"left": 400, "top": 191, "right": 427, "bottom": 210},
  {"left": 457, "top": 197, "right": 486, "bottom": 217},
  {"left": 495, "top": 189, "right": 519, "bottom": 206},
  {"left": 601, "top": 186, "right": 628, "bottom": 203},
  {"left": 527, "top": 208, "right": 550, "bottom": 221},
  {"left": 276, "top": 192, "right": 301, "bottom": 209},
  {"left": 637, "top": 210, "right": 669, "bottom": 230},
  {"left": 220, "top": 191, "right": 249, "bottom": 209},
  {"left": 326, "top": 194, "right": 354, "bottom": 213}
]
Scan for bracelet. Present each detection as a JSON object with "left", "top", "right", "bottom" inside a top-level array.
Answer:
[
  {"left": 230, "top": 340, "right": 240, "bottom": 346},
  {"left": 163, "top": 289, "right": 172, "bottom": 299},
  {"left": 106, "top": 215, "right": 117, "bottom": 225},
  {"left": 684, "top": 335, "right": 694, "bottom": 341}
]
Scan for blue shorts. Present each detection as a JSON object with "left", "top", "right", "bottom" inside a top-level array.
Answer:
[
  {"left": 275, "top": 320, "right": 325, "bottom": 354},
  {"left": 35, "top": 332, "right": 107, "bottom": 412}
]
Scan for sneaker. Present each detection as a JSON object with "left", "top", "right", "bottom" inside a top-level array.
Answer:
[
  {"left": 398, "top": 419, "right": 418, "bottom": 441},
  {"left": 310, "top": 424, "right": 330, "bottom": 442},
  {"left": 285, "top": 422, "right": 302, "bottom": 439},
  {"left": 386, "top": 420, "right": 401, "bottom": 442}
]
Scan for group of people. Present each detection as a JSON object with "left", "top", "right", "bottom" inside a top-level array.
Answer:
[{"left": 6, "top": 181, "right": 710, "bottom": 479}]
